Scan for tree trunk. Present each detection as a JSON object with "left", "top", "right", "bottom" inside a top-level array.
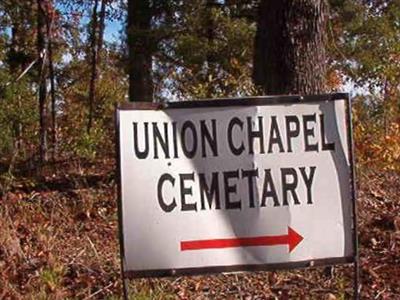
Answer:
[
  {"left": 253, "top": 0, "right": 329, "bottom": 95},
  {"left": 127, "top": 0, "right": 154, "bottom": 102},
  {"left": 37, "top": 0, "right": 47, "bottom": 162},
  {"left": 9, "top": 22, "right": 21, "bottom": 73},
  {"left": 87, "top": 0, "right": 107, "bottom": 132},
  {"left": 205, "top": 0, "right": 216, "bottom": 98},
  {"left": 206, "top": 0, "right": 216, "bottom": 65},
  {"left": 46, "top": 2, "right": 57, "bottom": 159},
  {"left": 97, "top": 0, "right": 107, "bottom": 57},
  {"left": 87, "top": 0, "right": 99, "bottom": 133},
  {"left": 9, "top": 15, "right": 22, "bottom": 153}
]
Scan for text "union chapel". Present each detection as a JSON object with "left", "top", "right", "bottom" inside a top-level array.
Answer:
[{"left": 132, "top": 114, "right": 335, "bottom": 159}]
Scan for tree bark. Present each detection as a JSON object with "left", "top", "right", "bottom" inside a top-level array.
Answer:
[
  {"left": 87, "top": 0, "right": 99, "bottom": 133},
  {"left": 46, "top": 2, "right": 57, "bottom": 159},
  {"left": 206, "top": 0, "right": 216, "bottom": 65},
  {"left": 87, "top": 0, "right": 107, "bottom": 132},
  {"left": 127, "top": 0, "right": 154, "bottom": 102},
  {"left": 97, "top": 0, "right": 107, "bottom": 56},
  {"left": 37, "top": 0, "right": 47, "bottom": 162},
  {"left": 253, "top": 0, "right": 329, "bottom": 95}
]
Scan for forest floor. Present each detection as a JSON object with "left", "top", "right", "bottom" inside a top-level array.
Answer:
[{"left": 0, "top": 158, "right": 399, "bottom": 299}]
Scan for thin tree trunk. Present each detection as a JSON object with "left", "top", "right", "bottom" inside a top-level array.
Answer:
[
  {"left": 92, "top": 0, "right": 107, "bottom": 122},
  {"left": 10, "top": 23, "right": 20, "bottom": 73},
  {"left": 87, "top": 0, "right": 99, "bottom": 133},
  {"left": 253, "top": 0, "right": 329, "bottom": 95},
  {"left": 205, "top": 0, "right": 215, "bottom": 98},
  {"left": 37, "top": 0, "right": 47, "bottom": 163},
  {"left": 128, "top": 0, "right": 153, "bottom": 102},
  {"left": 10, "top": 18, "right": 21, "bottom": 153},
  {"left": 206, "top": 0, "right": 215, "bottom": 65},
  {"left": 97, "top": 0, "right": 107, "bottom": 58},
  {"left": 383, "top": 79, "right": 390, "bottom": 136},
  {"left": 46, "top": 2, "right": 57, "bottom": 159}
]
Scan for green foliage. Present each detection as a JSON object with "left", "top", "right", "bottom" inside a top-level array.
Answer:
[
  {"left": 0, "top": 73, "right": 38, "bottom": 160},
  {"left": 72, "top": 128, "right": 104, "bottom": 160},
  {"left": 155, "top": 0, "right": 258, "bottom": 100},
  {"left": 329, "top": 0, "right": 400, "bottom": 172},
  {"left": 329, "top": 0, "right": 400, "bottom": 90},
  {"left": 40, "top": 266, "right": 66, "bottom": 293},
  {"left": 59, "top": 51, "right": 127, "bottom": 161}
]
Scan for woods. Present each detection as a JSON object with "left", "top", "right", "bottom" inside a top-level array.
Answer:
[
  {"left": 0, "top": 0, "right": 398, "bottom": 169},
  {"left": 0, "top": 0, "right": 399, "bottom": 299}
]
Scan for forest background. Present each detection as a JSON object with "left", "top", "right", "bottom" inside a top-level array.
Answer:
[{"left": 0, "top": 0, "right": 399, "bottom": 299}]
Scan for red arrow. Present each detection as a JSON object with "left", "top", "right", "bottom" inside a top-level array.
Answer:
[{"left": 180, "top": 227, "right": 303, "bottom": 253}]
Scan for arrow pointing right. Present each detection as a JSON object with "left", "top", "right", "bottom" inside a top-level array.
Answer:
[
  {"left": 181, "top": 226, "right": 304, "bottom": 253},
  {"left": 287, "top": 226, "right": 303, "bottom": 252}
]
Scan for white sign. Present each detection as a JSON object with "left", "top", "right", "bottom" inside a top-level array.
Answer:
[{"left": 116, "top": 96, "right": 355, "bottom": 277}]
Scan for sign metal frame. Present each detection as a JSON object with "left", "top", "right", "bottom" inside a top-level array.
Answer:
[{"left": 115, "top": 93, "right": 359, "bottom": 299}]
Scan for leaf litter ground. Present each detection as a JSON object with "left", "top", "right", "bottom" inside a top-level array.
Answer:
[{"left": 0, "top": 160, "right": 399, "bottom": 299}]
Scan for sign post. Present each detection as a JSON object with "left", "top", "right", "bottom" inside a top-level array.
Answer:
[{"left": 115, "top": 93, "right": 358, "bottom": 299}]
